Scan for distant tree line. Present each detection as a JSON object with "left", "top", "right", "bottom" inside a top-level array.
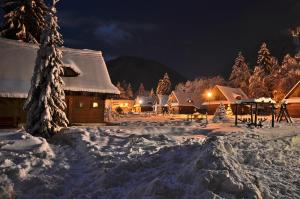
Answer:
[
  {"left": 175, "top": 42, "right": 300, "bottom": 102},
  {"left": 115, "top": 73, "right": 172, "bottom": 101}
]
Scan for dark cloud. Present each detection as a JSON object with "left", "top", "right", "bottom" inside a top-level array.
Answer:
[
  {"left": 93, "top": 22, "right": 158, "bottom": 46},
  {"left": 94, "top": 23, "right": 132, "bottom": 45}
]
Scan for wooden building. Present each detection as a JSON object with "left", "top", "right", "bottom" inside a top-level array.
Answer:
[
  {"left": 283, "top": 80, "right": 300, "bottom": 118},
  {"left": 133, "top": 96, "right": 155, "bottom": 112},
  {"left": 202, "top": 85, "right": 248, "bottom": 115},
  {"left": 105, "top": 99, "right": 135, "bottom": 113},
  {"left": 168, "top": 91, "right": 200, "bottom": 114},
  {"left": 0, "top": 38, "right": 119, "bottom": 128}
]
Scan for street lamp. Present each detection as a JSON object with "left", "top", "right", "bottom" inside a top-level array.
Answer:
[
  {"left": 206, "top": 91, "right": 213, "bottom": 114},
  {"left": 207, "top": 91, "right": 212, "bottom": 98}
]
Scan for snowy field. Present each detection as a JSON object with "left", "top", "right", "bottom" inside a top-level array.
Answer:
[{"left": 0, "top": 116, "right": 300, "bottom": 199}]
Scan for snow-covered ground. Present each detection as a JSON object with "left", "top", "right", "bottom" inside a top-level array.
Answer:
[{"left": 0, "top": 116, "right": 299, "bottom": 199}]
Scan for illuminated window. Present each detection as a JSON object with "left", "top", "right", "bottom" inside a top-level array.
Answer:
[
  {"left": 92, "top": 102, "right": 99, "bottom": 108},
  {"left": 79, "top": 102, "right": 84, "bottom": 108}
]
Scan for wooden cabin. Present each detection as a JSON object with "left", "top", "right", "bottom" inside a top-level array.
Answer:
[
  {"left": 202, "top": 85, "right": 248, "bottom": 115},
  {"left": 168, "top": 91, "right": 199, "bottom": 114},
  {"left": 133, "top": 96, "right": 155, "bottom": 112},
  {"left": 283, "top": 80, "right": 300, "bottom": 118},
  {"left": 0, "top": 38, "right": 119, "bottom": 128},
  {"left": 105, "top": 99, "right": 135, "bottom": 113}
]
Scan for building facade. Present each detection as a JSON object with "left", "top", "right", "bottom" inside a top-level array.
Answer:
[{"left": 0, "top": 38, "right": 119, "bottom": 127}]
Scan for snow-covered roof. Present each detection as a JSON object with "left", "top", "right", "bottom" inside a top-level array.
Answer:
[
  {"left": 134, "top": 96, "right": 155, "bottom": 107},
  {"left": 215, "top": 85, "right": 248, "bottom": 103},
  {"left": 236, "top": 97, "right": 276, "bottom": 104},
  {"left": 202, "top": 100, "right": 230, "bottom": 105},
  {"left": 282, "top": 97, "right": 300, "bottom": 104},
  {"left": 283, "top": 80, "right": 300, "bottom": 100},
  {"left": 0, "top": 38, "right": 120, "bottom": 98},
  {"left": 170, "top": 91, "right": 196, "bottom": 107}
]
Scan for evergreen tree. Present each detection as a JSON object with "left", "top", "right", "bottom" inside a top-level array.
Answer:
[
  {"left": 24, "top": 0, "right": 68, "bottom": 138},
  {"left": 272, "top": 53, "right": 300, "bottom": 101},
  {"left": 0, "top": 0, "right": 48, "bottom": 43},
  {"left": 229, "top": 52, "right": 251, "bottom": 94},
  {"left": 256, "top": 42, "right": 275, "bottom": 75},
  {"left": 248, "top": 66, "right": 268, "bottom": 98},
  {"left": 116, "top": 82, "right": 126, "bottom": 99},
  {"left": 138, "top": 83, "right": 146, "bottom": 96},
  {"left": 226, "top": 105, "right": 233, "bottom": 116},
  {"left": 126, "top": 83, "right": 134, "bottom": 99},
  {"left": 156, "top": 73, "right": 172, "bottom": 95},
  {"left": 213, "top": 103, "right": 228, "bottom": 122}
]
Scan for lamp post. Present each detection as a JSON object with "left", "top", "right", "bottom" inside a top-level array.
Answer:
[{"left": 207, "top": 91, "right": 212, "bottom": 114}]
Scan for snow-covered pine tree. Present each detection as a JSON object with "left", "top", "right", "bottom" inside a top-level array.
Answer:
[
  {"left": 156, "top": 73, "right": 172, "bottom": 95},
  {"left": 138, "top": 83, "right": 146, "bottom": 96},
  {"left": 273, "top": 53, "right": 300, "bottom": 101},
  {"left": 248, "top": 66, "right": 269, "bottom": 98},
  {"left": 126, "top": 83, "right": 134, "bottom": 99},
  {"left": 257, "top": 42, "right": 275, "bottom": 75},
  {"left": 212, "top": 103, "right": 228, "bottom": 122},
  {"left": 226, "top": 105, "right": 233, "bottom": 116},
  {"left": 229, "top": 51, "right": 251, "bottom": 94},
  {"left": 149, "top": 88, "right": 157, "bottom": 102},
  {"left": 0, "top": 0, "right": 48, "bottom": 43},
  {"left": 24, "top": 0, "right": 68, "bottom": 138},
  {"left": 116, "top": 82, "right": 126, "bottom": 99}
]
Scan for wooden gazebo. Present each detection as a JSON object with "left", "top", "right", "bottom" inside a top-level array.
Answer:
[{"left": 234, "top": 98, "right": 276, "bottom": 127}]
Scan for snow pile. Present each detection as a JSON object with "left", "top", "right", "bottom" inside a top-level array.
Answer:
[
  {"left": 119, "top": 119, "right": 207, "bottom": 127},
  {"left": 94, "top": 135, "right": 262, "bottom": 199},
  {"left": 0, "top": 130, "right": 54, "bottom": 198},
  {"left": 0, "top": 121, "right": 299, "bottom": 198}
]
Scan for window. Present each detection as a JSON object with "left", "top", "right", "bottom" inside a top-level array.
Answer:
[
  {"left": 63, "top": 64, "right": 81, "bottom": 77},
  {"left": 79, "top": 102, "right": 84, "bottom": 108},
  {"left": 92, "top": 102, "right": 99, "bottom": 108}
]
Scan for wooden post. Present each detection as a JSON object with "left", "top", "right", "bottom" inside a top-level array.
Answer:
[
  {"left": 235, "top": 103, "right": 238, "bottom": 126},
  {"left": 271, "top": 104, "right": 275, "bottom": 127},
  {"left": 250, "top": 104, "right": 253, "bottom": 123},
  {"left": 255, "top": 103, "right": 258, "bottom": 126}
]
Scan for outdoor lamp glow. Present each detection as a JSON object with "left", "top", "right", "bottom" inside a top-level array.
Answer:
[{"left": 207, "top": 92, "right": 212, "bottom": 98}]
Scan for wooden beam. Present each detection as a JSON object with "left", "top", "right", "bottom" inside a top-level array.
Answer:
[
  {"left": 250, "top": 104, "right": 253, "bottom": 123},
  {"left": 271, "top": 104, "right": 275, "bottom": 127},
  {"left": 235, "top": 103, "right": 238, "bottom": 126},
  {"left": 255, "top": 103, "right": 258, "bottom": 126}
]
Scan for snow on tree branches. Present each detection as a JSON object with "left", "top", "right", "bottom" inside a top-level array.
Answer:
[
  {"left": 248, "top": 66, "right": 268, "bottom": 98},
  {"left": 229, "top": 52, "right": 251, "bottom": 94},
  {"left": 138, "top": 83, "right": 146, "bottom": 96},
  {"left": 0, "top": 0, "right": 48, "bottom": 43},
  {"left": 116, "top": 82, "right": 126, "bottom": 99},
  {"left": 256, "top": 42, "right": 276, "bottom": 75},
  {"left": 156, "top": 73, "right": 172, "bottom": 95},
  {"left": 126, "top": 83, "right": 134, "bottom": 99},
  {"left": 24, "top": 0, "right": 68, "bottom": 138}
]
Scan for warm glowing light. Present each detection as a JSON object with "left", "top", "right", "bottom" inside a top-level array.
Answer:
[
  {"left": 92, "top": 102, "right": 99, "bottom": 108},
  {"left": 124, "top": 103, "right": 128, "bottom": 106},
  {"left": 207, "top": 92, "right": 212, "bottom": 98},
  {"left": 138, "top": 100, "right": 143, "bottom": 104}
]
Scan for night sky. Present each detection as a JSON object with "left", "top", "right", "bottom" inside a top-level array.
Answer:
[{"left": 50, "top": 1, "right": 300, "bottom": 78}]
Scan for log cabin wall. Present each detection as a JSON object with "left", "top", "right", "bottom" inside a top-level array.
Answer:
[
  {"left": 287, "top": 103, "right": 300, "bottom": 118},
  {"left": 0, "top": 98, "right": 26, "bottom": 128},
  {"left": 169, "top": 106, "right": 195, "bottom": 114},
  {"left": 0, "top": 94, "right": 106, "bottom": 128},
  {"left": 66, "top": 95, "right": 105, "bottom": 124}
]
